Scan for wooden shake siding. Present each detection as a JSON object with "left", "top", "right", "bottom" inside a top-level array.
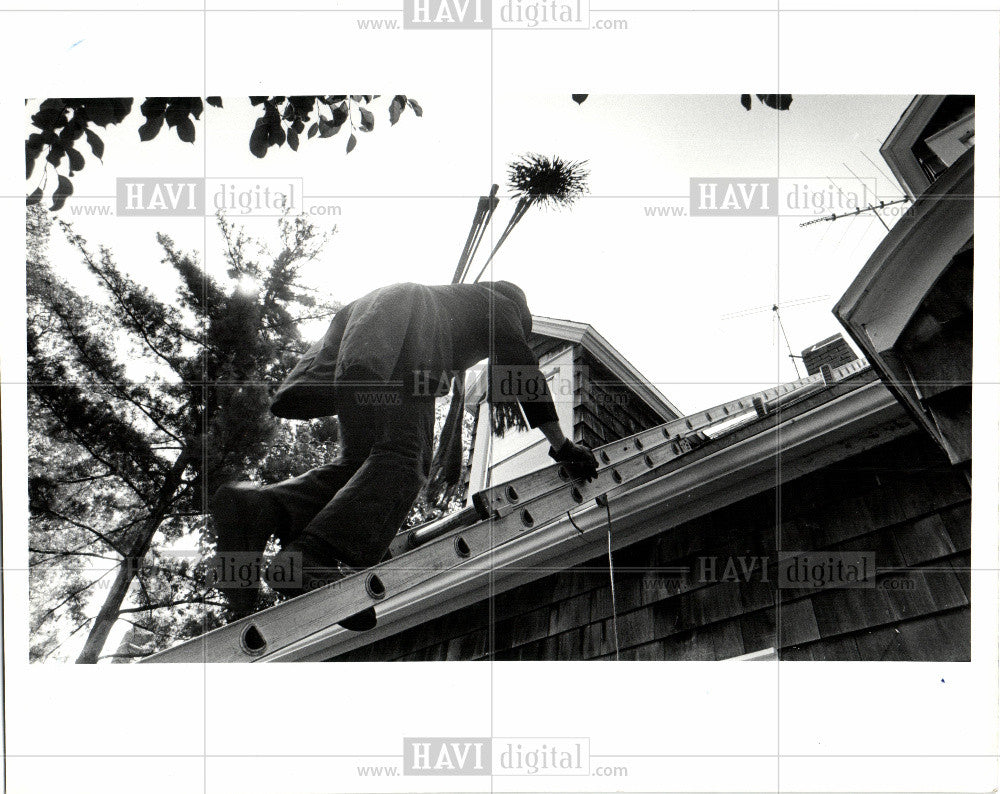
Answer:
[
  {"left": 333, "top": 430, "right": 970, "bottom": 662},
  {"left": 573, "top": 350, "right": 668, "bottom": 448},
  {"left": 525, "top": 336, "right": 669, "bottom": 447}
]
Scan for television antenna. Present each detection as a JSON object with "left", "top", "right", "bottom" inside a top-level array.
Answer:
[
  {"left": 799, "top": 197, "right": 909, "bottom": 230},
  {"left": 801, "top": 161, "right": 909, "bottom": 230},
  {"left": 721, "top": 294, "right": 830, "bottom": 378}
]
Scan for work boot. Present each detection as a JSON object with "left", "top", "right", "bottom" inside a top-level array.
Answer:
[
  {"left": 266, "top": 549, "right": 377, "bottom": 632},
  {"left": 207, "top": 483, "right": 285, "bottom": 620}
]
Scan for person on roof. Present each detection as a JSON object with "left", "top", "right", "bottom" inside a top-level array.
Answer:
[{"left": 209, "top": 280, "right": 598, "bottom": 628}]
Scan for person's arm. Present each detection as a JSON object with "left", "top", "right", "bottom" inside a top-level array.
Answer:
[
  {"left": 491, "top": 295, "right": 598, "bottom": 481},
  {"left": 538, "top": 420, "right": 567, "bottom": 449},
  {"left": 490, "top": 309, "right": 561, "bottom": 430},
  {"left": 539, "top": 421, "right": 599, "bottom": 482}
]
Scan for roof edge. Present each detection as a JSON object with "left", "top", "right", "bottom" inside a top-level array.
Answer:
[{"left": 531, "top": 315, "right": 682, "bottom": 420}]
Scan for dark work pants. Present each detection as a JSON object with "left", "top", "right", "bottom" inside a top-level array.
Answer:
[{"left": 262, "top": 389, "right": 436, "bottom": 568}]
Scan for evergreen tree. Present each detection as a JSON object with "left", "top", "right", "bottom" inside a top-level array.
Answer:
[{"left": 27, "top": 206, "right": 338, "bottom": 662}]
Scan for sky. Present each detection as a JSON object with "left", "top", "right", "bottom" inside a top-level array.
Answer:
[{"left": 33, "top": 93, "right": 912, "bottom": 414}]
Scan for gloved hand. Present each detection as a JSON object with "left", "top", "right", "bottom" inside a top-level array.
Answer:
[{"left": 549, "top": 439, "right": 599, "bottom": 482}]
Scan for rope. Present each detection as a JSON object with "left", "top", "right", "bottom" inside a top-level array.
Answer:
[
  {"left": 567, "top": 498, "right": 621, "bottom": 659},
  {"left": 603, "top": 498, "right": 621, "bottom": 661},
  {"left": 565, "top": 509, "right": 584, "bottom": 534}
]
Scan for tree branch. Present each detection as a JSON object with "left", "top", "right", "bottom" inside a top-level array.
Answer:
[{"left": 118, "top": 598, "right": 227, "bottom": 614}]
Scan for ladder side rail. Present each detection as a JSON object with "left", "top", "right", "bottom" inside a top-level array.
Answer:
[{"left": 475, "top": 372, "right": 827, "bottom": 516}]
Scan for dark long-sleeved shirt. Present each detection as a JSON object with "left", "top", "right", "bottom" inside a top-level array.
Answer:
[{"left": 271, "top": 281, "right": 559, "bottom": 428}]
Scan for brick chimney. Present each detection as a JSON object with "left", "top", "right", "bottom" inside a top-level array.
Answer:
[{"left": 801, "top": 334, "right": 858, "bottom": 376}]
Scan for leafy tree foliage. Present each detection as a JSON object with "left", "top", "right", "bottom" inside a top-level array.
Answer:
[
  {"left": 26, "top": 95, "right": 422, "bottom": 210},
  {"left": 740, "top": 94, "right": 793, "bottom": 111}
]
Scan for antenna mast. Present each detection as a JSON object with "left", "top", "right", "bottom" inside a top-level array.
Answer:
[{"left": 772, "top": 304, "right": 803, "bottom": 378}]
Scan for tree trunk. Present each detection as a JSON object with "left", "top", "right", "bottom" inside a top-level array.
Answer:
[
  {"left": 75, "top": 557, "right": 137, "bottom": 664},
  {"left": 76, "top": 452, "right": 190, "bottom": 664}
]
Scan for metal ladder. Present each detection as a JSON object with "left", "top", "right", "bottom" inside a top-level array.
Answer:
[{"left": 141, "top": 358, "right": 866, "bottom": 663}]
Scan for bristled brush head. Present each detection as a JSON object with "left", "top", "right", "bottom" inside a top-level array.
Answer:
[{"left": 506, "top": 153, "right": 590, "bottom": 209}]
